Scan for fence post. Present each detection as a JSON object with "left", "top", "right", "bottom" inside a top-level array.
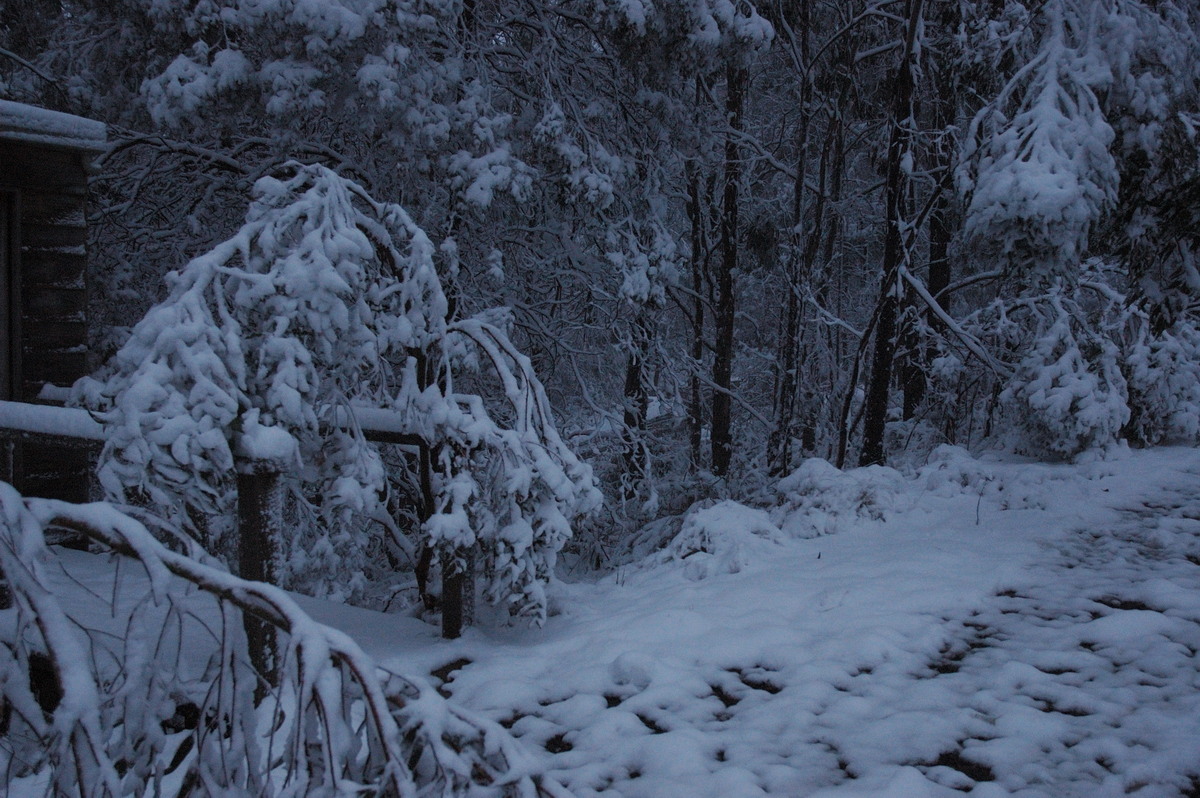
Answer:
[
  {"left": 237, "top": 459, "right": 282, "bottom": 694},
  {"left": 0, "top": 438, "right": 12, "bottom": 485},
  {"left": 441, "top": 546, "right": 475, "bottom": 639}
]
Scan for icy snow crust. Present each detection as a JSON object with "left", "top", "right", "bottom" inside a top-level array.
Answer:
[{"left": 354, "top": 447, "right": 1200, "bottom": 797}]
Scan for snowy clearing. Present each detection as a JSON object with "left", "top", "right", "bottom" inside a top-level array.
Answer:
[
  {"left": 310, "top": 446, "right": 1200, "bottom": 798},
  {"left": 11, "top": 445, "right": 1200, "bottom": 796}
]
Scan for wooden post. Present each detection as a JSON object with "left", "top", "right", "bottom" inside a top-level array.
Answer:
[
  {"left": 441, "top": 546, "right": 474, "bottom": 640},
  {"left": 237, "top": 462, "right": 282, "bottom": 693},
  {"left": 0, "top": 438, "right": 12, "bottom": 484}
]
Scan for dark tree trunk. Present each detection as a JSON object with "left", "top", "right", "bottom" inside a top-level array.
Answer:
[
  {"left": 237, "top": 464, "right": 282, "bottom": 694},
  {"left": 415, "top": 440, "right": 437, "bottom": 611},
  {"left": 440, "top": 545, "right": 473, "bottom": 640},
  {"left": 621, "top": 312, "right": 651, "bottom": 500},
  {"left": 712, "top": 61, "right": 746, "bottom": 478},
  {"left": 769, "top": 0, "right": 813, "bottom": 478},
  {"left": 901, "top": 301, "right": 924, "bottom": 420},
  {"left": 822, "top": 40, "right": 853, "bottom": 462},
  {"left": 902, "top": 6, "right": 957, "bottom": 424},
  {"left": 410, "top": 352, "right": 473, "bottom": 640},
  {"left": 928, "top": 187, "right": 951, "bottom": 312},
  {"left": 860, "top": 0, "right": 923, "bottom": 467},
  {"left": 687, "top": 159, "right": 706, "bottom": 470},
  {"left": 927, "top": 45, "right": 954, "bottom": 325}
]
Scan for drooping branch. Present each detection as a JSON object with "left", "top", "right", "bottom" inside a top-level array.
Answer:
[{"left": 0, "top": 484, "right": 564, "bottom": 796}]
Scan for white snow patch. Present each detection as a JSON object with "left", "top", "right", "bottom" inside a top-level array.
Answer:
[{"left": 0, "top": 100, "right": 106, "bottom": 151}]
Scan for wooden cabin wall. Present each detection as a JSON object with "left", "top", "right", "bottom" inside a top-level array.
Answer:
[{"left": 1, "top": 141, "right": 92, "bottom": 502}]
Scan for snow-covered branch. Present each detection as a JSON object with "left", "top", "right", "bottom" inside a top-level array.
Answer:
[{"left": 0, "top": 483, "right": 564, "bottom": 796}]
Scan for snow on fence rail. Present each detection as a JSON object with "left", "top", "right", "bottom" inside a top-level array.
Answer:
[
  {"left": 0, "top": 398, "right": 424, "bottom": 447},
  {"left": 0, "top": 484, "right": 570, "bottom": 796},
  {"left": 0, "top": 399, "right": 104, "bottom": 444},
  {"left": 0, "top": 397, "right": 433, "bottom": 673}
]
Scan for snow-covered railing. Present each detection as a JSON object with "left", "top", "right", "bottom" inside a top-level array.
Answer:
[
  {"left": 0, "top": 99, "right": 107, "bottom": 153},
  {"left": 0, "top": 399, "right": 105, "bottom": 446},
  {"left": 0, "top": 398, "right": 423, "bottom": 447},
  {"left": 0, "top": 397, "right": 433, "bottom": 666}
]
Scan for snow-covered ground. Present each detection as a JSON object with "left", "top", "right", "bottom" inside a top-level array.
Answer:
[
  {"left": 303, "top": 446, "right": 1200, "bottom": 797},
  {"left": 17, "top": 446, "right": 1200, "bottom": 796}
]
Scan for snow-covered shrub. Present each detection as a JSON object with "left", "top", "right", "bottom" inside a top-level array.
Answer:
[
  {"left": 921, "top": 445, "right": 993, "bottom": 497},
  {"left": 659, "top": 500, "right": 783, "bottom": 581},
  {"left": 77, "top": 163, "right": 600, "bottom": 622},
  {"left": 1122, "top": 318, "right": 1200, "bottom": 446},
  {"left": 884, "top": 419, "right": 950, "bottom": 475},
  {"left": 918, "top": 444, "right": 1090, "bottom": 510},
  {"left": 998, "top": 288, "right": 1130, "bottom": 459},
  {"left": 0, "top": 484, "right": 556, "bottom": 797},
  {"left": 423, "top": 319, "right": 603, "bottom": 623},
  {"left": 914, "top": 334, "right": 1002, "bottom": 453},
  {"left": 76, "top": 163, "right": 438, "bottom": 593},
  {"left": 614, "top": 511, "right": 687, "bottom": 566},
  {"left": 938, "top": 256, "right": 1200, "bottom": 459},
  {"left": 773, "top": 458, "right": 909, "bottom": 538}
]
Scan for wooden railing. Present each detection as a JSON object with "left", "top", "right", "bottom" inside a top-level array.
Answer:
[
  {"left": 0, "top": 398, "right": 105, "bottom": 443},
  {"left": 0, "top": 397, "right": 445, "bottom": 681},
  {"left": 0, "top": 399, "right": 425, "bottom": 447}
]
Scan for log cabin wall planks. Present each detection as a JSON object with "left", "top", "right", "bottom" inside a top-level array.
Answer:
[{"left": 0, "top": 103, "right": 105, "bottom": 502}]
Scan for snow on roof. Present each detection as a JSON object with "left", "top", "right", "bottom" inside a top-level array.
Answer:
[{"left": 0, "top": 99, "right": 106, "bottom": 152}]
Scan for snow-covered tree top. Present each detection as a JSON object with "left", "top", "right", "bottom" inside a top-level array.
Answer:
[{"left": 0, "top": 99, "right": 106, "bottom": 151}]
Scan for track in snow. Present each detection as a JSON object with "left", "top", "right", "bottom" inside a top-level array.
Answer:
[{"left": 433, "top": 472, "right": 1200, "bottom": 797}]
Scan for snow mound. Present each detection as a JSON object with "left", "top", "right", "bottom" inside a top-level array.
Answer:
[
  {"left": 774, "top": 458, "right": 909, "bottom": 538},
  {"left": 918, "top": 445, "right": 1091, "bottom": 510},
  {"left": 660, "top": 500, "right": 783, "bottom": 581}
]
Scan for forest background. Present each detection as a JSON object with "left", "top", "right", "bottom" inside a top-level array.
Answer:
[{"left": 3, "top": 0, "right": 1200, "bottom": 615}]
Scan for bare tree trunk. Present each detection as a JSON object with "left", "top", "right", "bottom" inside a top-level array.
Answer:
[
  {"left": 926, "top": 37, "right": 955, "bottom": 340},
  {"left": 621, "top": 312, "right": 651, "bottom": 500},
  {"left": 859, "top": 0, "right": 923, "bottom": 467},
  {"left": 712, "top": 61, "right": 746, "bottom": 478},
  {"left": 902, "top": 8, "right": 957, "bottom": 425},
  {"left": 901, "top": 303, "right": 925, "bottom": 420},
  {"left": 769, "top": 0, "right": 813, "bottom": 478},
  {"left": 440, "top": 544, "right": 474, "bottom": 640},
  {"left": 821, "top": 41, "right": 852, "bottom": 461},
  {"left": 415, "top": 441, "right": 437, "bottom": 610},
  {"left": 410, "top": 352, "right": 473, "bottom": 641},
  {"left": 687, "top": 175, "right": 706, "bottom": 471}
]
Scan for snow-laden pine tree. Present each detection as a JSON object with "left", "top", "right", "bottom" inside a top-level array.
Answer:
[
  {"left": 959, "top": 0, "right": 1118, "bottom": 289},
  {"left": 996, "top": 277, "right": 1130, "bottom": 458},
  {"left": 947, "top": 0, "right": 1200, "bottom": 457},
  {"left": 1101, "top": 0, "right": 1200, "bottom": 422},
  {"left": 78, "top": 163, "right": 600, "bottom": 623}
]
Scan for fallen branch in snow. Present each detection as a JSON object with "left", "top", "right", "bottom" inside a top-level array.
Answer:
[{"left": 0, "top": 483, "right": 569, "bottom": 797}]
